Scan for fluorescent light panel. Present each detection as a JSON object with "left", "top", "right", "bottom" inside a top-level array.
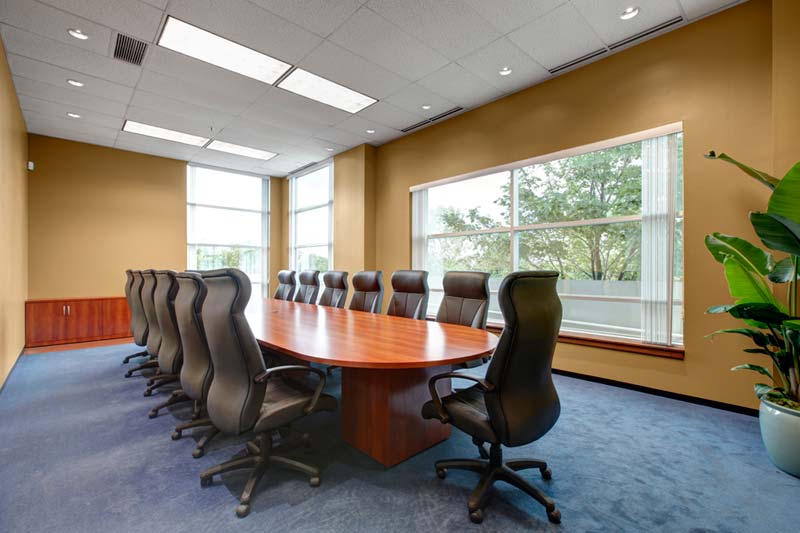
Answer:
[
  {"left": 207, "top": 140, "right": 277, "bottom": 161},
  {"left": 123, "top": 120, "right": 209, "bottom": 146},
  {"left": 277, "top": 68, "right": 376, "bottom": 113},
  {"left": 158, "top": 16, "right": 291, "bottom": 84}
]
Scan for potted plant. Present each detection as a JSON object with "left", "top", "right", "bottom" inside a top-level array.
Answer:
[{"left": 705, "top": 151, "right": 800, "bottom": 477}]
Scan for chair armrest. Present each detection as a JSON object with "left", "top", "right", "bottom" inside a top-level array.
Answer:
[
  {"left": 254, "top": 365, "right": 327, "bottom": 414},
  {"left": 427, "top": 372, "right": 495, "bottom": 424}
]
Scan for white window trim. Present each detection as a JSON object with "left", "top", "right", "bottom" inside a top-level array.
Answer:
[{"left": 288, "top": 160, "right": 334, "bottom": 271}]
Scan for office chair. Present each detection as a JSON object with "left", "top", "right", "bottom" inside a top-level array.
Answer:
[
  {"left": 422, "top": 271, "right": 562, "bottom": 524},
  {"left": 198, "top": 268, "right": 337, "bottom": 518},
  {"left": 122, "top": 270, "right": 149, "bottom": 364},
  {"left": 125, "top": 269, "right": 161, "bottom": 378},
  {"left": 437, "top": 271, "right": 491, "bottom": 368},
  {"left": 318, "top": 271, "right": 348, "bottom": 308},
  {"left": 293, "top": 270, "right": 320, "bottom": 304},
  {"left": 348, "top": 270, "right": 384, "bottom": 313},
  {"left": 387, "top": 270, "right": 429, "bottom": 320},
  {"left": 143, "top": 270, "right": 183, "bottom": 397},
  {"left": 273, "top": 270, "right": 296, "bottom": 300}
]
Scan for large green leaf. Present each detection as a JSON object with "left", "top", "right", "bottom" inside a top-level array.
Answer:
[
  {"left": 722, "top": 255, "right": 778, "bottom": 307},
  {"left": 767, "top": 257, "right": 797, "bottom": 283},
  {"left": 705, "top": 233, "right": 773, "bottom": 274},
  {"left": 706, "top": 328, "right": 771, "bottom": 347},
  {"left": 708, "top": 302, "right": 791, "bottom": 325},
  {"left": 705, "top": 151, "right": 779, "bottom": 189},
  {"left": 750, "top": 212, "right": 800, "bottom": 257},
  {"left": 731, "top": 363, "right": 775, "bottom": 382},
  {"left": 767, "top": 161, "right": 800, "bottom": 223}
]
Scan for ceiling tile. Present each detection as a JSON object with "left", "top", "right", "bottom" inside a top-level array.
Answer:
[
  {"left": 456, "top": 37, "right": 550, "bottom": 93},
  {"left": 7, "top": 54, "right": 134, "bottom": 103},
  {"left": 35, "top": 0, "right": 165, "bottom": 42},
  {"left": 27, "top": 123, "right": 116, "bottom": 147},
  {"left": 245, "top": 97, "right": 336, "bottom": 136},
  {"left": 328, "top": 7, "right": 448, "bottom": 80},
  {"left": 462, "top": 0, "right": 566, "bottom": 33},
  {"left": 116, "top": 130, "right": 201, "bottom": 160},
  {"left": 18, "top": 94, "right": 123, "bottom": 130},
  {"left": 356, "top": 101, "right": 423, "bottom": 130},
  {"left": 167, "top": 0, "right": 322, "bottom": 64},
  {"left": 418, "top": 63, "right": 503, "bottom": 108},
  {"left": 384, "top": 83, "right": 455, "bottom": 119},
  {"left": 136, "top": 69, "right": 254, "bottom": 116},
  {"left": 311, "top": 126, "right": 371, "bottom": 147},
  {"left": 678, "top": 0, "right": 738, "bottom": 20},
  {"left": 248, "top": 0, "right": 362, "bottom": 37},
  {"left": 129, "top": 91, "right": 235, "bottom": 133},
  {"left": 12, "top": 76, "right": 129, "bottom": 116},
  {"left": 366, "top": 0, "right": 500, "bottom": 60},
  {"left": 141, "top": 0, "right": 168, "bottom": 9},
  {"left": 0, "top": 0, "right": 112, "bottom": 56},
  {"left": 572, "top": 0, "right": 683, "bottom": 45},
  {"left": 1, "top": 25, "right": 141, "bottom": 86},
  {"left": 255, "top": 87, "right": 351, "bottom": 127},
  {"left": 335, "top": 115, "right": 398, "bottom": 144},
  {"left": 24, "top": 109, "right": 120, "bottom": 141},
  {"left": 217, "top": 116, "right": 313, "bottom": 148},
  {"left": 294, "top": 136, "right": 349, "bottom": 156},
  {"left": 297, "top": 41, "right": 409, "bottom": 100},
  {"left": 189, "top": 149, "right": 265, "bottom": 173},
  {"left": 508, "top": 3, "right": 607, "bottom": 70}
]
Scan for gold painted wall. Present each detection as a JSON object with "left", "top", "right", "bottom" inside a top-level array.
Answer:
[
  {"left": 27, "top": 135, "right": 187, "bottom": 299},
  {"left": 0, "top": 37, "right": 28, "bottom": 387},
  {"left": 772, "top": 0, "right": 800, "bottom": 174},
  {"left": 373, "top": 0, "right": 776, "bottom": 408}
]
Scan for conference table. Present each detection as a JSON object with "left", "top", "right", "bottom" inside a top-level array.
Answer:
[{"left": 250, "top": 299, "right": 499, "bottom": 467}]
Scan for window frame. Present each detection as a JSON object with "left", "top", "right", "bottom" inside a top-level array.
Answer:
[{"left": 288, "top": 160, "right": 334, "bottom": 272}]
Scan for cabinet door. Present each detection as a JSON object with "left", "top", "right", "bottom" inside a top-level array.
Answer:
[
  {"left": 64, "top": 300, "right": 104, "bottom": 342},
  {"left": 25, "top": 302, "right": 68, "bottom": 346},
  {"left": 101, "top": 298, "right": 132, "bottom": 338}
]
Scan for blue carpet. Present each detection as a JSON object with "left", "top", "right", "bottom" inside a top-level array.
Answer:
[{"left": 0, "top": 344, "right": 797, "bottom": 532}]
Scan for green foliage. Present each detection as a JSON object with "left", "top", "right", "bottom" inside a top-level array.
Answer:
[{"left": 704, "top": 150, "right": 779, "bottom": 190}]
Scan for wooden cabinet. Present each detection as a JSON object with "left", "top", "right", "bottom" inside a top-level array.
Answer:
[{"left": 25, "top": 297, "right": 132, "bottom": 347}]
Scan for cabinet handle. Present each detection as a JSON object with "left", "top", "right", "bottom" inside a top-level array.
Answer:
[
  {"left": 67, "top": 305, "right": 71, "bottom": 316},
  {"left": 62, "top": 305, "right": 66, "bottom": 316}
]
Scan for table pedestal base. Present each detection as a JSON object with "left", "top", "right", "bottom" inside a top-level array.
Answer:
[{"left": 341, "top": 366, "right": 452, "bottom": 467}]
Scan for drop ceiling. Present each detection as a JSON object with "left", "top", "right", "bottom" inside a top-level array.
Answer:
[{"left": 0, "top": 0, "right": 742, "bottom": 176}]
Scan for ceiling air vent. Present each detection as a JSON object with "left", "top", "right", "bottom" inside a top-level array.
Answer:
[
  {"left": 401, "top": 106, "right": 464, "bottom": 133},
  {"left": 548, "top": 49, "right": 607, "bottom": 75},
  {"left": 113, "top": 33, "right": 148, "bottom": 66},
  {"left": 608, "top": 16, "right": 684, "bottom": 50}
]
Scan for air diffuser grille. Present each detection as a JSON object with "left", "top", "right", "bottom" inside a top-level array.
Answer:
[
  {"left": 113, "top": 33, "right": 148, "bottom": 66},
  {"left": 401, "top": 107, "right": 464, "bottom": 133}
]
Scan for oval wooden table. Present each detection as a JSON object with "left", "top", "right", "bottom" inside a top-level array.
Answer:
[{"left": 250, "top": 299, "right": 498, "bottom": 467}]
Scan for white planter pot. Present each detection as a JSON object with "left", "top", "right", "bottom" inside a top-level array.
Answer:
[{"left": 759, "top": 399, "right": 800, "bottom": 477}]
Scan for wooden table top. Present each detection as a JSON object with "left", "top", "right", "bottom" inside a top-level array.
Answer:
[{"left": 250, "top": 299, "right": 498, "bottom": 369}]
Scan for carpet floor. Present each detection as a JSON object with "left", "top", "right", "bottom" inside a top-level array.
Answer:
[{"left": 0, "top": 343, "right": 797, "bottom": 532}]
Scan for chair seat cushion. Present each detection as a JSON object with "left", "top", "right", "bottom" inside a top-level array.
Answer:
[
  {"left": 421, "top": 385, "right": 498, "bottom": 444},
  {"left": 254, "top": 377, "right": 337, "bottom": 433}
]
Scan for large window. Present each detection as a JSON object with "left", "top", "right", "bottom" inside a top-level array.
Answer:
[
  {"left": 412, "top": 125, "right": 683, "bottom": 346},
  {"left": 289, "top": 162, "right": 333, "bottom": 272},
  {"left": 187, "top": 165, "right": 269, "bottom": 313}
]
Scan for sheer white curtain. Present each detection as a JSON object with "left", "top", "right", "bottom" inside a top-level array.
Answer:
[
  {"left": 640, "top": 134, "right": 678, "bottom": 345},
  {"left": 411, "top": 189, "right": 427, "bottom": 271}
]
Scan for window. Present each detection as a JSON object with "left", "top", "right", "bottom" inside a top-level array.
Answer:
[
  {"left": 186, "top": 165, "right": 269, "bottom": 315},
  {"left": 412, "top": 125, "right": 683, "bottom": 346},
  {"left": 289, "top": 162, "right": 333, "bottom": 272}
]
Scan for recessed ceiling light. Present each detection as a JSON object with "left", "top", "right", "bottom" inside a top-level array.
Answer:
[
  {"left": 277, "top": 68, "right": 376, "bottom": 113},
  {"left": 158, "top": 16, "right": 291, "bottom": 84},
  {"left": 499, "top": 66, "right": 512, "bottom": 76},
  {"left": 325, "top": 147, "right": 334, "bottom": 152},
  {"left": 365, "top": 129, "right": 376, "bottom": 134},
  {"left": 206, "top": 140, "right": 277, "bottom": 161},
  {"left": 66, "top": 112, "right": 81, "bottom": 119},
  {"left": 620, "top": 6, "right": 639, "bottom": 20},
  {"left": 122, "top": 120, "right": 209, "bottom": 146},
  {"left": 67, "top": 79, "right": 84, "bottom": 87},
  {"left": 421, "top": 104, "right": 432, "bottom": 110},
  {"left": 67, "top": 28, "right": 88, "bottom": 40}
]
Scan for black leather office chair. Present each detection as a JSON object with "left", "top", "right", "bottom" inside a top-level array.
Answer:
[
  {"left": 348, "top": 271, "right": 384, "bottom": 313},
  {"left": 437, "top": 271, "right": 491, "bottom": 368},
  {"left": 273, "top": 270, "right": 296, "bottom": 301},
  {"left": 122, "top": 270, "right": 149, "bottom": 364},
  {"left": 422, "top": 271, "right": 562, "bottom": 524},
  {"left": 143, "top": 270, "right": 183, "bottom": 397},
  {"left": 125, "top": 269, "right": 161, "bottom": 378},
  {"left": 387, "top": 270, "right": 429, "bottom": 320},
  {"left": 198, "top": 268, "right": 337, "bottom": 518},
  {"left": 293, "top": 270, "right": 320, "bottom": 304},
  {"left": 318, "top": 271, "right": 348, "bottom": 308}
]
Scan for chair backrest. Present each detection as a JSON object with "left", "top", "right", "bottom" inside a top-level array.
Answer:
[
  {"left": 154, "top": 270, "right": 182, "bottom": 374},
  {"left": 318, "top": 271, "right": 348, "bottom": 308},
  {"left": 435, "top": 271, "right": 490, "bottom": 329},
  {"left": 274, "top": 269, "right": 296, "bottom": 301},
  {"left": 484, "top": 271, "right": 562, "bottom": 447},
  {"left": 348, "top": 271, "right": 384, "bottom": 313},
  {"left": 387, "top": 270, "right": 429, "bottom": 320},
  {"left": 140, "top": 269, "right": 162, "bottom": 356},
  {"left": 128, "top": 270, "right": 149, "bottom": 346},
  {"left": 202, "top": 268, "right": 267, "bottom": 436},
  {"left": 175, "top": 272, "right": 213, "bottom": 403},
  {"left": 293, "top": 270, "right": 320, "bottom": 304}
]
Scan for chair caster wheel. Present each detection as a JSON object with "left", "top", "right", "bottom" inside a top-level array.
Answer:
[
  {"left": 124, "top": 372, "right": 132, "bottom": 378},
  {"left": 200, "top": 476, "right": 212, "bottom": 487},
  {"left": 547, "top": 508, "right": 561, "bottom": 524},
  {"left": 148, "top": 410, "right": 157, "bottom": 419},
  {"left": 436, "top": 468, "right": 447, "bottom": 479},
  {"left": 541, "top": 467, "right": 552, "bottom": 480},
  {"left": 192, "top": 448, "right": 204, "bottom": 459},
  {"left": 171, "top": 431, "right": 181, "bottom": 441},
  {"left": 309, "top": 476, "right": 320, "bottom": 487},
  {"left": 469, "top": 509, "right": 484, "bottom": 524},
  {"left": 143, "top": 390, "right": 152, "bottom": 397},
  {"left": 236, "top": 504, "right": 251, "bottom": 518}
]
